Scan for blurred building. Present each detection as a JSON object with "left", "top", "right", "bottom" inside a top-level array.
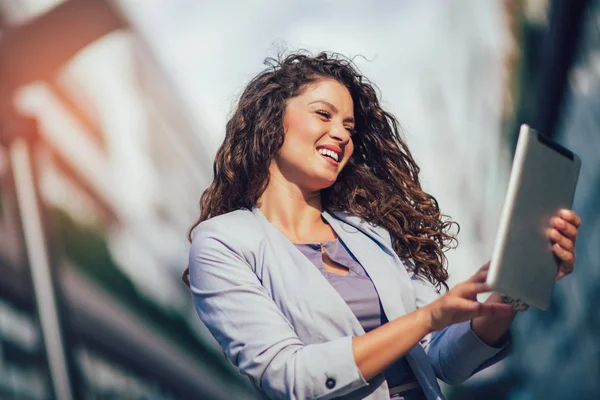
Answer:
[
  {"left": 450, "top": 0, "right": 600, "bottom": 398},
  {"left": 2, "top": 1, "right": 597, "bottom": 400},
  {"left": 0, "top": 1, "right": 253, "bottom": 399},
  {"left": 510, "top": 0, "right": 600, "bottom": 398}
]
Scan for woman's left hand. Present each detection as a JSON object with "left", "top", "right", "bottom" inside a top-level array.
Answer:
[{"left": 548, "top": 209, "right": 582, "bottom": 281}]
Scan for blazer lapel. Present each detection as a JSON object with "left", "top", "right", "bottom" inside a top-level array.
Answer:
[
  {"left": 323, "top": 211, "right": 434, "bottom": 393},
  {"left": 322, "top": 211, "right": 417, "bottom": 320},
  {"left": 251, "top": 208, "right": 366, "bottom": 338},
  {"left": 251, "top": 208, "right": 434, "bottom": 396}
]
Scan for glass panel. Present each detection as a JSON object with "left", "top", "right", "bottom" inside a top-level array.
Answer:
[
  {"left": 73, "top": 345, "right": 177, "bottom": 400},
  {"left": 0, "top": 298, "right": 53, "bottom": 400}
]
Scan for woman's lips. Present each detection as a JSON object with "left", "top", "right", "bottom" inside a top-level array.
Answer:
[
  {"left": 319, "top": 152, "right": 339, "bottom": 166},
  {"left": 316, "top": 144, "right": 342, "bottom": 168}
]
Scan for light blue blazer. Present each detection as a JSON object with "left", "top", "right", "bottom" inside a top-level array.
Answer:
[{"left": 188, "top": 208, "right": 510, "bottom": 400}]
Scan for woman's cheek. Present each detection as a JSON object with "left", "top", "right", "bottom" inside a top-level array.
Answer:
[{"left": 343, "top": 148, "right": 354, "bottom": 167}]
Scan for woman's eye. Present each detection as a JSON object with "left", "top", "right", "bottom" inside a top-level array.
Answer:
[{"left": 316, "top": 109, "right": 331, "bottom": 119}]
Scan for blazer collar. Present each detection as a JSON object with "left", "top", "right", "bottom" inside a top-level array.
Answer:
[
  {"left": 251, "top": 207, "right": 416, "bottom": 320},
  {"left": 251, "top": 207, "right": 366, "bottom": 337},
  {"left": 322, "top": 210, "right": 417, "bottom": 319},
  {"left": 251, "top": 207, "right": 424, "bottom": 387},
  {"left": 322, "top": 210, "right": 424, "bottom": 379}
]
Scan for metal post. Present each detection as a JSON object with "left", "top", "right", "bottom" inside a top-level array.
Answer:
[{"left": 8, "top": 129, "right": 73, "bottom": 400}]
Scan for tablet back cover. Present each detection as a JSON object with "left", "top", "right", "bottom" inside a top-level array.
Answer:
[{"left": 487, "top": 125, "right": 581, "bottom": 310}]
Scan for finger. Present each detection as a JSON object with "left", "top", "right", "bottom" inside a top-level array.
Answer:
[
  {"left": 552, "top": 243, "right": 576, "bottom": 265},
  {"left": 463, "top": 300, "right": 486, "bottom": 316},
  {"left": 456, "top": 299, "right": 513, "bottom": 319},
  {"left": 468, "top": 267, "right": 489, "bottom": 284},
  {"left": 560, "top": 209, "right": 582, "bottom": 228},
  {"left": 475, "top": 302, "right": 515, "bottom": 318},
  {"left": 548, "top": 228, "right": 575, "bottom": 251},
  {"left": 556, "top": 269, "right": 568, "bottom": 281},
  {"left": 552, "top": 217, "right": 578, "bottom": 240},
  {"left": 480, "top": 261, "right": 491, "bottom": 271},
  {"left": 456, "top": 282, "right": 491, "bottom": 298},
  {"left": 467, "top": 262, "right": 491, "bottom": 283},
  {"left": 555, "top": 263, "right": 575, "bottom": 280}
]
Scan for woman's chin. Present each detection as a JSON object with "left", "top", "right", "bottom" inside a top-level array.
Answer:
[{"left": 307, "top": 175, "right": 338, "bottom": 191}]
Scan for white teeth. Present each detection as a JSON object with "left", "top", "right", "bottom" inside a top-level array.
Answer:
[{"left": 318, "top": 148, "right": 339, "bottom": 162}]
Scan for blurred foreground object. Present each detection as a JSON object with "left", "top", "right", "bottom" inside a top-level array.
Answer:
[
  {"left": 449, "top": 0, "right": 600, "bottom": 398},
  {"left": 0, "top": 0, "right": 255, "bottom": 399}
]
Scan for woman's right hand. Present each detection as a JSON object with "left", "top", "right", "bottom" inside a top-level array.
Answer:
[
  {"left": 353, "top": 263, "right": 513, "bottom": 381},
  {"left": 421, "top": 263, "right": 514, "bottom": 332}
]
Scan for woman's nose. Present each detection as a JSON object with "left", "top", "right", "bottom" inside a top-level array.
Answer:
[{"left": 328, "top": 123, "right": 351, "bottom": 144}]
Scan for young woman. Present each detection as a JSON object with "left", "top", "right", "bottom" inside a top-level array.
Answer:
[{"left": 183, "top": 53, "right": 580, "bottom": 400}]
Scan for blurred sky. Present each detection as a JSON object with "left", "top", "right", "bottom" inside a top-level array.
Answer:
[
  {"left": 5, "top": 0, "right": 517, "bottom": 294},
  {"left": 120, "top": 0, "right": 513, "bottom": 285}
]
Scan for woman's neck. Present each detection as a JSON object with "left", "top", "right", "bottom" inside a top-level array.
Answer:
[{"left": 258, "top": 174, "right": 334, "bottom": 243}]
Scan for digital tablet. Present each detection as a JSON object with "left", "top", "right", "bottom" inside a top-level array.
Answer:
[{"left": 486, "top": 124, "right": 581, "bottom": 310}]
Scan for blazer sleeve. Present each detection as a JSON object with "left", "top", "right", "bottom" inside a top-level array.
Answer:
[
  {"left": 188, "top": 222, "right": 369, "bottom": 400},
  {"left": 411, "top": 274, "right": 512, "bottom": 385}
]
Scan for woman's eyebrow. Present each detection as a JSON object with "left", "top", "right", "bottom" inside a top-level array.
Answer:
[{"left": 308, "top": 100, "right": 355, "bottom": 124}]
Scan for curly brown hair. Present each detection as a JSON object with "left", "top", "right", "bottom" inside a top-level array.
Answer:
[{"left": 185, "top": 52, "right": 458, "bottom": 291}]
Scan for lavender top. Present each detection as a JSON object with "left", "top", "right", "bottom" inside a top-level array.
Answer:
[{"left": 294, "top": 238, "right": 418, "bottom": 389}]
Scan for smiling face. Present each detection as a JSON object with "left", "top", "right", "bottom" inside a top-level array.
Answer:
[{"left": 272, "top": 79, "right": 355, "bottom": 192}]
